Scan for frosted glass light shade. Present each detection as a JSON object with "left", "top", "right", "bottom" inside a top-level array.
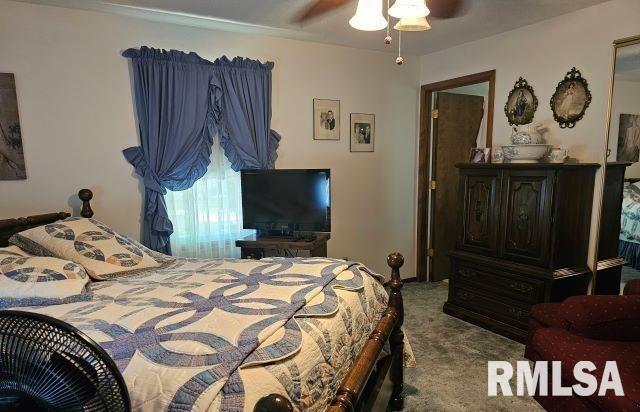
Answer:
[
  {"left": 388, "top": 0, "right": 430, "bottom": 19},
  {"left": 394, "top": 16, "right": 431, "bottom": 31},
  {"left": 349, "top": 0, "right": 388, "bottom": 31}
]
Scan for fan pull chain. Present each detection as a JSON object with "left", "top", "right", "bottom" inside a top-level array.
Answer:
[
  {"left": 384, "top": 0, "right": 392, "bottom": 45},
  {"left": 396, "top": 30, "right": 404, "bottom": 65}
]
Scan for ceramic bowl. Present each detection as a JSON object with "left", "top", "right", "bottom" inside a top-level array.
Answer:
[{"left": 502, "top": 144, "right": 552, "bottom": 163}]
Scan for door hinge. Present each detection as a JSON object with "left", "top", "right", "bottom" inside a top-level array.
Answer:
[
  {"left": 430, "top": 180, "right": 437, "bottom": 190},
  {"left": 431, "top": 109, "right": 439, "bottom": 119},
  {"left": 427, "top": 248, "right": 435, "bottom": 257}
]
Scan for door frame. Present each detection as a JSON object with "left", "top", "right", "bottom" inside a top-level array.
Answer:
[{"left": 416, "top": 70, "right": 496, "bottom": 282}]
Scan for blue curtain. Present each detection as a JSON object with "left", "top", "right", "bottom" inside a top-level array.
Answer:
[
  {"left": 211, "top": 57, "right": 281, "bottom": 171},
  {"left": 122, "top": 47, "right": 218, "bottom": 254},
  {"left": 122, "top": 48, "right": 280, "bottom": 254}
]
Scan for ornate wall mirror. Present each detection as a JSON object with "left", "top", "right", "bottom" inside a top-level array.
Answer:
[{"left": 594, "top": 35, "right": 640, "bottom": 294}]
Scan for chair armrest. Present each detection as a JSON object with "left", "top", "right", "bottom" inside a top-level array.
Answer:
[
  {"left": 624, "top": 279, "right": 640, "bottom": 296},
  {"left": 559, "top": 295, "right": 640, "bottom": 341}
]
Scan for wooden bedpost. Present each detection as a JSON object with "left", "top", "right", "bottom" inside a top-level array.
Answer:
[
  {"left": 387, "top": 252, "right": 405, "bottom": 411},
  {"left": 78, "top": 189, "right": 94, "bottom": 218}
]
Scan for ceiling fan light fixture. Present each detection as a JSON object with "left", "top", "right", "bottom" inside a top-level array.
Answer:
[
  {"left": 388, "top": 0, "right": 430, "bottom": 19},
  {"left": 394, "top": 16, "right": 431, "bottom": 31},
  {"left": 349, "top": 0, "right": 388, "bottom": 31}
]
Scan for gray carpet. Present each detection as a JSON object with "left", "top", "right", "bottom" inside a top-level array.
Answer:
[{"left": 400, "top": 281, "right": 542, "bottom": 412}]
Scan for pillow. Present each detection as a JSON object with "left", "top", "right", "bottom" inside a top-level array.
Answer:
[
  {"left": 0, "top": 251, "right": 91, "bottom": 308},
  {"left": 10, "top": 218, "right": 164, "bottom": 280},
  {"left": 0, "top": 245, "right": 31, "bottom": 257}
]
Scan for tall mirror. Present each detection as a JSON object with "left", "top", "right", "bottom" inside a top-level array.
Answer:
[{"left": 596, "top": 35, "right": 640, "bottom": 295}]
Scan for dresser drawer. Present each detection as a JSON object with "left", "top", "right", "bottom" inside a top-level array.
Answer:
[
  {"left": 452, "top": 261, "right": 545, "bottom": 304},
  {"left": 450, "top": 286, "right": 531, "bottom": 328}
]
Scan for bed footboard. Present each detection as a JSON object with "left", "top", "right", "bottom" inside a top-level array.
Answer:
[{"left": 255, "top": 252, "right": 405, "bottom": 412}]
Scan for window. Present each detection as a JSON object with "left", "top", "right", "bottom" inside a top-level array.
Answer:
[{"left": 166, "top": 142, "right": 253, "bottom": 258}]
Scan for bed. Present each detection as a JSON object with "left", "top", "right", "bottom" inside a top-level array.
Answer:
[
  {"left": 620, "top": 180, "right": 640, "bottom": 269},
  {"left": 0, "top": 189, "right": 406, "bottom": 412}
]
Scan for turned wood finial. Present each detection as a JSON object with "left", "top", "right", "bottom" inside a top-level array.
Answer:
[
  {"left": 253, "top": 394, "right": 294, "bottom": 412},
  {"left": 78, "top": 189, "right": 94, "bottom": 218}
]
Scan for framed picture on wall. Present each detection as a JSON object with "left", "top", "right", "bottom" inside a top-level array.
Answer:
[
  {"left": 313, "top": 99, "right": 340, "bottom": 140},
  {"left": 350, "top": 113, "right": 375, "bottom": 153},
  {"left": 0, "top": 73, "right": 26, "bottom": 180}
]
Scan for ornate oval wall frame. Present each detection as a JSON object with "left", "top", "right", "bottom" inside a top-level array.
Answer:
[
  {"left": 550, "top": 67, "right": 592, "bottom": 129},
  {"left": 504, "top": 77, "right": 538, "bottom": 126}
]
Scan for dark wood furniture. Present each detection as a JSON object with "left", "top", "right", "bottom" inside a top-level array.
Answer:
[
  {"left": 235, "top": 233, "right": 330, "bottom": 259},
  {"left": 445, "top": 163, "right": 599, "bottom": 342},
  {"left": 0, "top": 190, "right": 405, "bottom": 412},
  {"left": 595, "top": 163, "right": 631, "bottom": 295}
]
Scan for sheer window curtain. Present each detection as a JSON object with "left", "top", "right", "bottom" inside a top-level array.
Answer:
[{"left": 165, "top": 139, "right": 254, "bottom": 258}]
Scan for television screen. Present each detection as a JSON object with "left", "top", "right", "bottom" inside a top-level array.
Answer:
[{"left": 241, "top": 169, "right": 331, "bottom": 233}]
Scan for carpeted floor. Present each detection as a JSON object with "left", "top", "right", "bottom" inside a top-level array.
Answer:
[{"left": 399, "top": 281, "right": 543, "bottom": 412}]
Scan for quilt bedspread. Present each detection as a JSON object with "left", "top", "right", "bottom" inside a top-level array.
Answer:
[
  {"left": 621, "top": 182, "right": 640, "bottom": 244},
  {"left": 21, "top": 256, "right": 389, "bottom": 412}
]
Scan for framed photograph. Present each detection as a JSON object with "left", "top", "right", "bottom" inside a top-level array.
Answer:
[
  {"left": 0, "top": 73, "right": 26, "bottom": 180},
  {"left": 313, "top": 99, "right": 340, "bottom": 140},
  {"left": 550, "top": 67, "right": 592, "bottom": 129},
  {"left": 350, "top": 113, "right": 375, "bottom": 152},
  {"left": 504, "top": 77, "right": 538, "bottom": 126},
  {"left": 617, "top": 114, "right": 640, "bottom": 162},
  {"left": 469, "top": 148, "right": 490, "bottom": 164}
]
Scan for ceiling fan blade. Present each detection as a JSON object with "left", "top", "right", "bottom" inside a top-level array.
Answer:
[
  {"left": 427, "top": 0, "right": 467, "bottom": 19},
  {"left": 294, "top": 0, "right": 354, "bottom": 24}
]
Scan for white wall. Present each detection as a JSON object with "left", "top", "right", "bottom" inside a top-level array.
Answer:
[
  {"left": 0, "top": 0, "right": 420, "bottom": 276},
  {"left": 608, "top": 79, "right": 640, "bottom": 177},
  {"left": 419, "top": 0, "right": 640, "bottom": 268}
]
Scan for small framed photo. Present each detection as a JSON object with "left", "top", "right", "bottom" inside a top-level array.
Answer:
[
  {"left": 313, "top": 99, "right": 340, "bottom": 140},
  {"left": 350, "top": 113, "right": 375, "bottom": 153},
  {"left": 469, "top": 148, "right": 490, "bottom": 163}
]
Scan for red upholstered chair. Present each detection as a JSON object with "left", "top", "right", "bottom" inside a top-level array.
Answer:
[{"left": 525, "top": 279, "right": 640, "bottom": 412}]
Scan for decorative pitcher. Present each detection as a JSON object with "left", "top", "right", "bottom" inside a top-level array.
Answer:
[{"left": 511, "top": 123, "right": 543, "bottom": 145}]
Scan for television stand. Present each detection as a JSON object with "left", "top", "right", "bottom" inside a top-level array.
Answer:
[{"left": 235, "top": 233, "right": 330, "bottom": 260}]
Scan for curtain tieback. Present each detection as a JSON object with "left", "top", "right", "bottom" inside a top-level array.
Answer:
[{"left": 122, "top": 147, "right": 167, "bottom": 195}]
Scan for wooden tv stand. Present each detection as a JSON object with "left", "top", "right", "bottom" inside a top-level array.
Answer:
[{"left": 236, "top": 233, "right": 330, "bottom": 259}]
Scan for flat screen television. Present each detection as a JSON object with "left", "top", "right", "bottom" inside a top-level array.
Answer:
[{"left": 241, "top": 169, "right": 331, "bottom": 236}]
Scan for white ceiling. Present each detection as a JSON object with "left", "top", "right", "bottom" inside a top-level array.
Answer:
[{"left": 15, "top": 0, "right": 611, "bottom": 55}]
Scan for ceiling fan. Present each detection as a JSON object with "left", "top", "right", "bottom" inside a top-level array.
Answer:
[
  {"left": 295, "top": 0, "right": 467, "bottom": 24},
  {"left": 295, "top": 0, "right": 467, "bottom": 64}
]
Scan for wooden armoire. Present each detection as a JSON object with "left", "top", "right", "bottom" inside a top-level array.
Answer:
[{"left": 444, "top": 163, "right": 600, "bottom": 342}]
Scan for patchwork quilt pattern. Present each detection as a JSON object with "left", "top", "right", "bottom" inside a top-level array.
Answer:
[
  {"left": 621, "top": 183, "right": 640, "bottom": 243},
  {"left": 22, "top": 257, "right": 389, "bottom": 412}
]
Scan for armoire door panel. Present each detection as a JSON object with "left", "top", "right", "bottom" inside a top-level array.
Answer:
[
  {"left": 459, "top": 170, "right": 501, "bottom": 255},
  {"left": 500, "top": 170, "right": 554, "bottom": 266}
]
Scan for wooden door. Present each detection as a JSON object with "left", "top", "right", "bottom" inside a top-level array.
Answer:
[
  {"left": 499, "top": 169, "right": 555, "bottom": 266},
  {"left": 458, "top": 169, "right": 501, "bottom": 255},
  {"left": 431, "top": 92, "right": 485, "bottom": 281}
]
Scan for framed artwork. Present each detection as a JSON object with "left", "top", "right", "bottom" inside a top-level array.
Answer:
[
  {"left": 313, "top": 99, "right": 340, "bottom": 140},
  {"left": 469, "top": 148, "right": 490, "bottom": 164},
  {"left": 350, "top": 113, "right": 375, "bottom": 152},
  {"left": 504, "top": 77, "right": 538, "bottom": 125},
  {"left": 617, "top": 114, "right": 640, "bottom": 162},
  {"left": 0, "top": 73, "right": 26, "bottom": 180},
  {"left": 550, "top": 67, "right": 592, "bottom": 129}
]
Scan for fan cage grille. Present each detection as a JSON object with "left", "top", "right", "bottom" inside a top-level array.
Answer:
[{"left": 0, "top": 310, "right": 129, "bottom": 412}]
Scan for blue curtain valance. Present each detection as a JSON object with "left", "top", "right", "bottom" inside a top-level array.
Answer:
[{"left": 122, "top": 47, "right": 281, "bottom": 253}]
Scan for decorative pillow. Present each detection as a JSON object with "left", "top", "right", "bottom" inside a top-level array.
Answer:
[
  {"left": 10, "top": 218, "right": 164, "bottom": 280},
  {"left": 0, "top": 251, "right": 91, "bottom": 308},
  {"left": 0, "top": 245, "right": 31, "bottom": 257}
]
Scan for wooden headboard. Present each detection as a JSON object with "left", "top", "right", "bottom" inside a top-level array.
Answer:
[{"left": 0, "top": 189, "right": 94, "bottom": 247}]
